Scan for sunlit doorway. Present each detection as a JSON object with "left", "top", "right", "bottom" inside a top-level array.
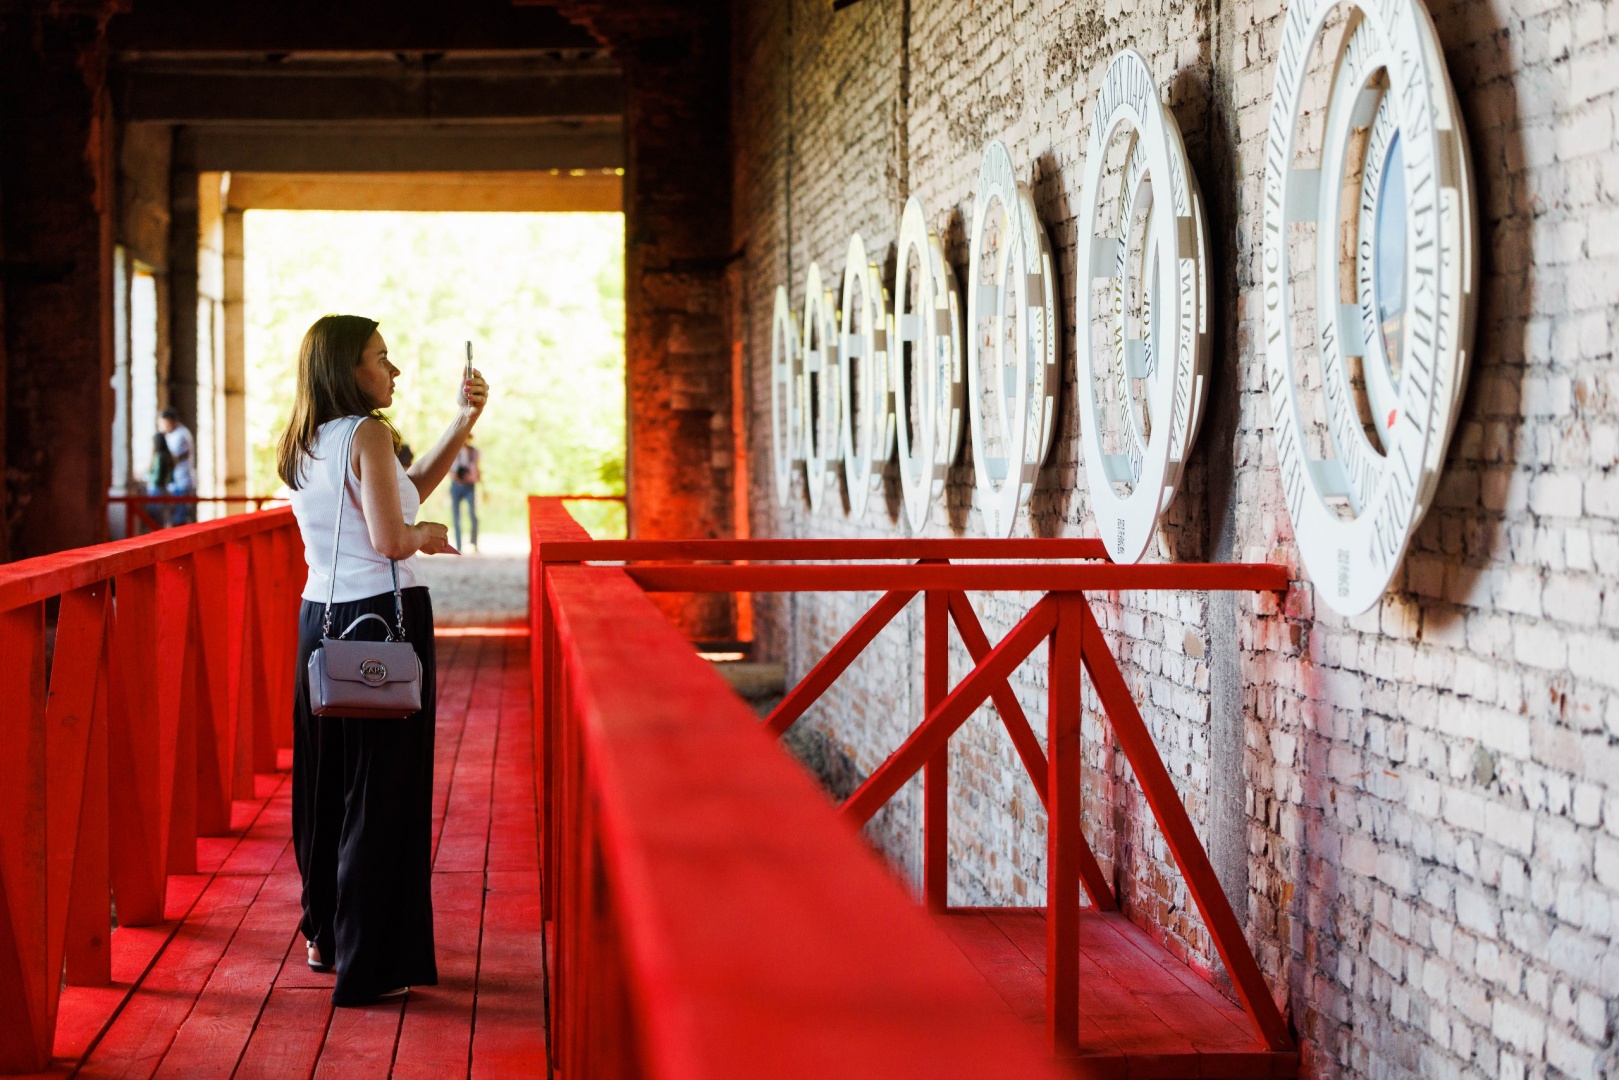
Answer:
[{"left": 244, "top": 210, "right": 626, "bottom": 545}]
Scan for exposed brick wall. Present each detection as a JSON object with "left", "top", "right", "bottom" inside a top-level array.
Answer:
[{"left": 731, "top": 0, "right": 1619, "bottom": 1075}]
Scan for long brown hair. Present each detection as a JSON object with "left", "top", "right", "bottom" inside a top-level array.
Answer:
[{"left": 276, "top": 314, "right": 398, "bottom": 489}]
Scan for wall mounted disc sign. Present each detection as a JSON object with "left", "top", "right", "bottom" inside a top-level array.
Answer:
[
  {"left": 893, "top": 196, "right": 965, "bottom": 532},
  {"left": 800, "top": 262, "right": 842, "bottom": 513},
  {"left": 1076, "top": 50, "right": 1210, "bottom": 563},
  {"left": 1264, "top": 0, "right": 1477, "bottom": 615},
  {"left": 769, "top": 284, "right": 802, "bottom": 507},
  {"left": 966, "top": 141, "right": 1061, "bottom": 538},
  {"left": 840, "top": 232, "right": 895, "bottom": 520}
]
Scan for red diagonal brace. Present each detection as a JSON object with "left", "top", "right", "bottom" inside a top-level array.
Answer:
[
  {"left": 841, "top": 598, "right": 1057, "bottom": 829},
  {"left": 947, "top": 591, "right": 1115, "bottom": 912},
  {"left": 1077, "top": 599, "right": 1293, "bottom": 1052},
  {"left": 764, "top": 588, "right": 917, "bottom": 738}
]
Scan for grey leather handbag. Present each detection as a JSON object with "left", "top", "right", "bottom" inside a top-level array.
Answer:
[{"left": 306, "top": 417, "right": 424, "bottom": 719}]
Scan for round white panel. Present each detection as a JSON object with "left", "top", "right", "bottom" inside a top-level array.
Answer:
[
  {"left": 966, "top": 142, "right": 1061, "bottom": 538},
  {"left": 893, "top": 197, "right": 965, "bottom": 533},
  {"left": 839, "top": 233, "right": 895, "bottom": 520},
  {"left": 1263, "top": 0, "right": 1477, "bottom": 615},
  {"left": 769, "top": 284, "right": 802, "bottom": 507},
  {"left": 1076, "top": 50, "right": 1210, "bottom": 563},
  {"left": 800, "top": 262, "right": 842, "bottom": 513}
]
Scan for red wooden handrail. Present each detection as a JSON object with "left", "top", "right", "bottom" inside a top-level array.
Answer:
[
  {"left": 530, "top": 496, "right": 1298, "bottom": 1065},
  {"left": 536, "top": 560, "right": 1070, "bottom": 1077},
  {"left": 0, "top": 507, "right": 303, "bottom": 1072}
]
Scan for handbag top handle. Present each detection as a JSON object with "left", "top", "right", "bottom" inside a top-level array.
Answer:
[{"left": 322, "top": 416, "right": 408, "bottom": 642}]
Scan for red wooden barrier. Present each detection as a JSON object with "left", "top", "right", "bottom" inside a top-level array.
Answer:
[
  {"left": 530, "top": 497, "right": 1299, "bottom": 1073},
  {"left": 532, "top": 503, "right": 1070, "bottom": 1078},
  {"left": 0, "top": 509, "right": 303, "bottom": 1072}
]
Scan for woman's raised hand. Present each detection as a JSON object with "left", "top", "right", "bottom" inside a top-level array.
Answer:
[
  {"left": 461, "top": 367, "right": 489, "bottom": 423},
  {"left": 416, "top": 521, "right": 454, "bottom": 555}
]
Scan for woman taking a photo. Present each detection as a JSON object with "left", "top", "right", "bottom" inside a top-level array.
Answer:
[{"left": 277, "top": 314, "right": 488, "bottom": 1006}]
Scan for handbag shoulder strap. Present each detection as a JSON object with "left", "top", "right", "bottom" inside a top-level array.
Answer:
[{"left": 322, "top": 417, "right": 407, "bottom": 642}]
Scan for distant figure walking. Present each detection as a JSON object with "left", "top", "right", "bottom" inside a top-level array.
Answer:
[
  {"left": 160, "top": 407, "right": 197, "bottom": 525},
  {"left": 450, "top": 435, "right": 480, "bottom": 553},
  {"left": 144, "top": 430, "right": 175, "bottom": 529}
]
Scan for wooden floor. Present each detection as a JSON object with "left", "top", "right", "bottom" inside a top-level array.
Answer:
[
  {"left": 935, "top": 908, "right": 1299, "bottom": 1079},
  {"left": 21, "top": 628, "right": 545, "bottom": 1080}
]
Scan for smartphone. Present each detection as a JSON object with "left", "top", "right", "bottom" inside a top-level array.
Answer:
[{"left": 461, "top": 341, "right": 473, "bottom": 405}]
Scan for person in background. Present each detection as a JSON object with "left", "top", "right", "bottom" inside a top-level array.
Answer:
[
  {"left": 396, "top": 441, "right": 415, "bottom": 469},
  {"left": 449, "top": 433, "right": 480, "bottom": 553},
  {"left": 160, "top": 407, "right": 197, "bottom": 525},
  {"left": 144, "top": 429, "right": 174, "bottom": 529}
]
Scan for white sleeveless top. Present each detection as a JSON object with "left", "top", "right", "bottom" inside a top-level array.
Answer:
[{"left": 291, "top": 417, "right": 424, "bottom": 604}]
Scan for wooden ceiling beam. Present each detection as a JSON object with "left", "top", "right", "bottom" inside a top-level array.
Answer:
[
  {"left": 175, "top": 121, "right": 624, "bottom": 173},
  {"left": 115, "top": 64, "right": 623, "bottom": 123}
]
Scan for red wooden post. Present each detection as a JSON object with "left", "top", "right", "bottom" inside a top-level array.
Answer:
[
  {"left": 157, "top": 557, "right": 199, "bottom": 877},
  {"left": 1046, "top": 593, "right": 1084, "bottom": 1056},
  {"left": 225, "top": 538, "right": 259, "bottom": 798},
  {"left": 191, "top": 546, "right": 232, "bottom": 835},
  {"left": 45, "top": 586, "right": 110, "bottom": 1010},
  {"left": 0, "top": 602, "right": 49, "bottom": 1071},
  {"left": 108, "top": 566, "right": 166, "bottom": 926},
  {"left": 1076, "top": 600, "right": 1293, "bottom": 1051},
  {"left": 247, "top": 533, "right": 279, "bottom": 774},
  {"left": 924, "top": 587, "right": 949, "bottom": 913},
  {"left": 65, "top": 638, "right": 111, "bottom": 988}
]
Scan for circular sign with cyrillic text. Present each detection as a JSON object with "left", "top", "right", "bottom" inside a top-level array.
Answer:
[
  {"left": 770, "top": 284, "right": 802, "bottom": 507},
  {"left": 840, "top": 232, "right": 895, "bottom": 520},
  {"left": 800, "top": 262, "right": 842, "bottom": 513},
  {"left": 893, "top": 196, "right": 964, "bottom": 532},
  {"left": 1264, "top": 0, "right": 1477, "bottom": 615},
  {"left": 1076, "top": 50, "right": 1210, "bottom": 563},
  {"left": 967, "top": 141, "right": 1060, "bottom": 538}
]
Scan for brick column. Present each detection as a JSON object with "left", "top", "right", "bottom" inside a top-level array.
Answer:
[
  {"left": 0, "top": 10, "right": 116, "bottom": 559},
  {"left": 616, "top": 6, "right": 735, "bottom": 640}
]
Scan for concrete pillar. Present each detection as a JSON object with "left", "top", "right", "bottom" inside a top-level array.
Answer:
[{"left": 0, "top": 11, "right": 117, "bottom": 559}]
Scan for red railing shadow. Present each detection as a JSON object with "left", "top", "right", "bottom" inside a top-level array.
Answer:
[
  {"left": 531, "top": 498, "right": 1298, "bottom": 1072},
  {"left": 0, "top": 509, "right": 303, "bottom": 1072}
]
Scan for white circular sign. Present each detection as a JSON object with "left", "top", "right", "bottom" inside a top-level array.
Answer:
[
  {"left": 966, "top": 142, "right": 1061, "bottom": 538},
  {"left": 1076, "top": 50, "right": 1210, "bottom": 563},
  {"left": 769, "top": 284, "right": 802, "bottom": 507},
  {"left": 800, "top": 262, "right": 842, "bottom": 513},
  {"left": 1264, "top": 0, "right": 1477, "bottom": 615},
  {"left": 839, "top": 233, "right": 895, "bottom": 521},
  {"left": 893, "top": 197, "right": 964, "bottom": 532}
]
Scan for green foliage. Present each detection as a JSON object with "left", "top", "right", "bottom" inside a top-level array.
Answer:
[{"left": 244, "top": 210, "right": 625, "bottom": 537}]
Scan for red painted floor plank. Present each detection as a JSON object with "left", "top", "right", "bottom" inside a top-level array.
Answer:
[
  {"left": 232, "top": 987, "right": 332, "bottom": 1079},
  {"left": 311, "top": 1000, "right": 404, "bottom": 1080},
  {"left": 470, "top": 869, "right": 547, "bottom": 1079},
  {"left": 152, "top": 871, "right": 303, "bottom": 1078},
  {"left": 934, "top": 907, "right": 1298, "bottom": 1076},
  {"left": 433, "top": 642, "right": 503, "bottom": 874},
  {"left": 391, "top": 872, "right": 484, "bottom": 1080},
  {"left": 76, "top": 874, "right": 266, "bottom": 1080}
]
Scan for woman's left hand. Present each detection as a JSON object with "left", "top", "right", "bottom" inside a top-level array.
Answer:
[{"left": 461, "top": 368, "right": 489, "bottom": 424}]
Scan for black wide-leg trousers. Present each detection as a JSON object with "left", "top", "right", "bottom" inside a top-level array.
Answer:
[{"left": 292, "top": 585, "right": 439, "bottom": 1006}]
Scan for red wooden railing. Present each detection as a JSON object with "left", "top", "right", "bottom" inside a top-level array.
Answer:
[
  {"left": 531, "top": 497, "right": 1299, "bottom": 1070},
  {"left": 106, "top": 494, "right": 279, "bottom": 535},
  {"left": 0, "top": 508, "right": 303, "bottom": 1072},
  {"left": 530, "top": 500, "right": 1071, "bottom": 1077}
]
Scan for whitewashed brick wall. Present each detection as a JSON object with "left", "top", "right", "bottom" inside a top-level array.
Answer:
[{"left": 731, "top": 0, "right": 1619, "bottom": 1075}]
